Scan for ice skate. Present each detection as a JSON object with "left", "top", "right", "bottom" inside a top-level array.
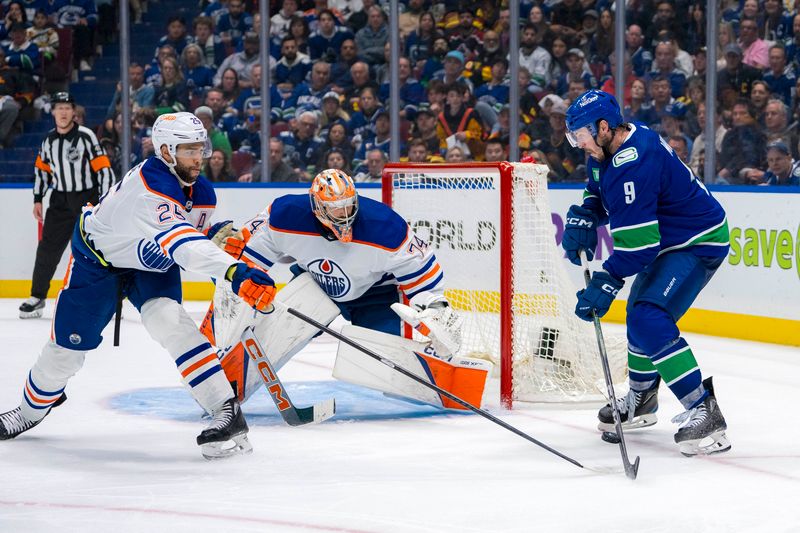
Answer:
[
  {"left": 0, "top": 393, "right": 67, "bottom": 440},
  {"left": 598, "top": 378, "right": 659, "bottom": 433},
  {"left": 196, "top": 397, "right": 252, "bottom": 460},
  {"left": 19, "top": 297, "right": 45, "bottom": 319},
  {"left": 672, "top": 377, "right": 731, "bottom": 457}
]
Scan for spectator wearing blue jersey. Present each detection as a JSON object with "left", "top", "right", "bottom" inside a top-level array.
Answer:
[
  {"left": 352, "top": 108, "right": 393, "bottom": 169},
  {"left": 154, "top": 16, "right": 192, "bottom": 61},
  {"left": 405, "top": 11, "right": 440, "bottom": 67},
  {"left": 763, "top": 0, "right": 793, "bottom": 41},
  {"left": 418, "top": 36, "right": 449, "bottom": 85},
  {"left": 145, "top": 44, "right": 177, "bottom": 86},
  {"left": 106, "top": 63, "right": 154, "bottom": 120},
  {"left": 216, "top": 0, "right": 252, "bottom": 51},
  {"left": 556, "top": 48, "right": 596, "bottom": 97},
  {"left": 274, "top": 36, "right": 312, "bottom": 89},
  {"left": 645, "top": 41, "right": 686, "bottom": 99},
  {"left": 279, "top": 110, "right": 324, "bottom": 180},
  {"left": 51, "top": 0, "right": 96, "bottom": 71},
  {"left": 3, "top": 22, "right": 38, "bottom": 72},
  {"left": 378, "top": 56, "right": 426, "bottom": 117},
  {"left": 626, "top": 24, "right": 653, "bottom": 77},
  {"left": 562, "top": 89, "right": 732, "bottom": 457},
  {"left": 761, "top": 141, "right": 800, "bottom": 185},
  {"left": 228, "top": 106, "right": 262, "bottom": 155},
  {"left": 347, "top": 85, "right": 382, "bottom": 145},
  {"left": 473, "top": 57, "right": 509, "bottom": 130},
  {"left": 329, "top": 38, "right": 360, "bottom": 90},
  {"left": 181, "top": 43, "right": 215, "bottom": 99},
  {"left": 309, "top": 8, "right": 353, "bottom": 62},
  {"left": 293, "top": 60, "right": 332, "bottom": 117},
  {"left": 762, "top": 45, "right": 795, "bottom": 107},
  {"left": 317, "top": 91, "right": 350, "bottom": 139}
]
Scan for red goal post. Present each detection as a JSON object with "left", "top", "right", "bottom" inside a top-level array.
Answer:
[{"left": 382, "top": 162, "right": 627, "bottom": 408}]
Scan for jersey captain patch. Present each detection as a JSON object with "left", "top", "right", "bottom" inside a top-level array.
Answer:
[{"left": 307, "top": 258, "right": 352, "bottom": 299}]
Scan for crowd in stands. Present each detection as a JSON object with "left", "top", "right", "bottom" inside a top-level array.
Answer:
[{"left": 3, "top": 0, "right": 800, "bottom": 185}]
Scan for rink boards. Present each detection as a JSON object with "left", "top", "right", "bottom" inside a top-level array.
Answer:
[{"left": 0, "top": 183, "right": 797, "bottom": 346}]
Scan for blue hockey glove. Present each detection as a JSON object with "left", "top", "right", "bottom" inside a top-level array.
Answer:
[
  {"left": 563, "top": 205, "right": 599, "bottom": 266},
  {"left": 226, "top": 263, "right": 276, "bottom": 312},
  {"left": 206, "top": 220, "right": 235, "bottom": 243},
  {"left": 575, "top": 271, "right": 624, "bottom": 321}
]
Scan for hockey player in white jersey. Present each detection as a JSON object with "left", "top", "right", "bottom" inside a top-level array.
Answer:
[
  {"left": 0, "top": 112, "right": 276, "bottom": 459},
  {"left": 202, "top": 169, "right": 491, "bottom": 409}
]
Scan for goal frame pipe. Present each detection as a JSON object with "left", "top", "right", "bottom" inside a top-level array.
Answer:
[{"left": 382, "top": 162, "right": 517, "bottom": 408}]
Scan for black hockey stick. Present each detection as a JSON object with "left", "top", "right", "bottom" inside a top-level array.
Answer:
[
  {"left": 581, "top": 252, "right": 640, "bottom": 480},
  {"left": 276, "top": 302, "right": 585, "bottom": 471},
  {"left": 241, "top": 326, "right": 335, "bottom": 426}
]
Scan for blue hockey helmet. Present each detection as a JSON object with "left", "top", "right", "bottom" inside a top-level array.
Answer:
[{"left": 565, "top": 90, "right": 623, "bottom": 147}]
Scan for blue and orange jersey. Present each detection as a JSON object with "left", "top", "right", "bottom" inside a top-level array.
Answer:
[
  {"left": 82, "top": 157, "right": 237, "bottom": 279},
  {"left": 240, "top": 194, "right": 445, "bottom": 303}
]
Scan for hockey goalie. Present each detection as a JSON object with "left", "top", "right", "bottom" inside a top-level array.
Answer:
[{"left": 200, "top": 169, "right": 493, "bottom": 411}]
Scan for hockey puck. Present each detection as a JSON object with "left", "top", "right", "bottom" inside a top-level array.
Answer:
[{"left": 601, "top": 431, "right": 621, "bottom": 444}]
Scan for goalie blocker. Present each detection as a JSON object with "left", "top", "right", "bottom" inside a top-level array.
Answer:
[{"left": 201, "top": 273, "right": 492, "bottom": 410}]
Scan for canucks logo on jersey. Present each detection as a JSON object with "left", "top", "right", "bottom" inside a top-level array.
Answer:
[{"left": 308, "top": 258, "right": 351, "bottom": 299}]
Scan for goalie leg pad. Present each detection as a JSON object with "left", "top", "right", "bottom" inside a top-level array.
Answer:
[
  {"left": 208, "top": 273, "right": 341, "bottom": 403},
  {"left": 333, "top": 325, "right": 492, "bottom": 409}
]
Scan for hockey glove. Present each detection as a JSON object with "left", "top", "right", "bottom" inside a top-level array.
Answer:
[
  {"left": 391, "top": 292, "right": 463, "bottom": 358},
  {"left": 227, "top": 263, "right": 276, "bottom": 313},
  {"left": 207, "top": 221, "right": 247, "bottom": 259},
  {"left": 575, "top": 271, "right": 624, "bottom": 321},
  {"left": 207, "top": 220, "right": 236, "bottom": 246},
  {"left": 563, "top": 205, "right": 599, "bottom": 266}
]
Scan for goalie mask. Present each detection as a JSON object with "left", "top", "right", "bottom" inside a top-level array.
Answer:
[
  {"left": 310, "top": 169, "right": 358, "bottom": 242},
  {"left": 152, "top": 112, "right": 212, "bottom": 186}
]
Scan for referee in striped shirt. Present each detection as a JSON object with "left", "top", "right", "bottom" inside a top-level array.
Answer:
[{"left": 19, "top": 92, "right": 115, "bottom": 318}]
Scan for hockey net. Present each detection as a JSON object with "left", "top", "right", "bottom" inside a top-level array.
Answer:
[{"left": 382, "top": 162, "right": 627, "bottom": 407}]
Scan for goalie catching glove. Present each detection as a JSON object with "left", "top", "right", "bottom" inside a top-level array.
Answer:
[
  {"left": 206, "top": 220, "right": 247, "bottom": 259},
  {"left": 226, "top": 263, "right": 276, "bottom": 313},
  {"left": 391, "top": 292, "right": 463, "bottom": 358}
]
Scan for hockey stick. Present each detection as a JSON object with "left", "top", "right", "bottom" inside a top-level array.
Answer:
[
  {"left": 241, "top": 326, "right": 336, "bottom": 426},
  {"left": 581, "top": 252, "right": 640, "bottom": 480},
  {"left": 275, "top": 302, "right": 585, "bottom": 471}
]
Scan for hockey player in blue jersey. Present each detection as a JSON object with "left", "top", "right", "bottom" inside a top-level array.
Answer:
[
  {"left": 562, "top": 90, "right": 731, "bottom": 456},
  {"left": 0, "top": 112, "right": 277, "bottom": 459}
]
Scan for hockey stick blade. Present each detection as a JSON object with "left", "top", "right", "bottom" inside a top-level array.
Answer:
[
  {"left": 241, "top": 326, "right": 336, "bottom": 426},
  {"left": 275, "top": 302, "right": 586, "bottom": 471},
  {"left": 581, "top": 252, "right": 640, "bottom": 480}
]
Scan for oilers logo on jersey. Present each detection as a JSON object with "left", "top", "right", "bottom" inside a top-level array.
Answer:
[
  {"left": 308, "top": 259, "right": 351, "bottom": 298},
  {"left": 137, "top": 240, "right": 175, "bottom": 271}
]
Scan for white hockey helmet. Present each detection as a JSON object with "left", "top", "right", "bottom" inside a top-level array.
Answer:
[{"left": 152, "top": 112, "right": 212, "bottom": 184}]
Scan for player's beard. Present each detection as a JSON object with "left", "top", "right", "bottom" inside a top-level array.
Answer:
[{"left": 174, "top": 158, "right": 202, "bottom": 186}]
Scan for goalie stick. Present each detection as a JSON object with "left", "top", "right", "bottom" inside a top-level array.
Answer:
[
  {"left": 581, "top": 252, "right": 640, "bottom": 480},
  {"left": 241, "top": 326, "right": 336, "bottom": 426},
  {"left": 273, "top": 302, "right": 586, "bottom": 472}
]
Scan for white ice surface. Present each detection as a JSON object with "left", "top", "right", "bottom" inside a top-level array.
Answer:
[{"left": 1, "top": 299, "right": 799, "bottom": 533}]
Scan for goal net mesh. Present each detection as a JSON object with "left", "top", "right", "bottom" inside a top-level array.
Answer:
[{"left": 385, "top": 163, "right": 627, "bottom": 404}]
